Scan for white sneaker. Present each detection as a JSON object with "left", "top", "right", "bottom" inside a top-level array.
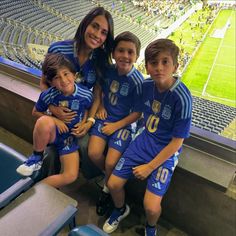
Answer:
[
  {"left": 103, "top": 204, "right": 130, "bottom": 234},
  {"left": 16, "top": 154, "right": 42, "bottom": 176}
]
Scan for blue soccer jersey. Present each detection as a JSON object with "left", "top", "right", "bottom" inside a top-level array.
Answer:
[
  {"left": 113, "top": 77, "right": 192, "bottom": 196},
  {"left": 35, "top": 83, "right": 93, "bottom": 130},
  {"left": 48, "top": 40, "right": 96, "bottom": 89},
  {"left": 141, "top": 77, "right": 192, "bottom": 146},
  {"left": 101, "top": 65, "right": 144, "bottom": 123}
]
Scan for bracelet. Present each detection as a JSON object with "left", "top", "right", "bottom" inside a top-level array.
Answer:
[{"left": 87, "top": 117, "right": 96, "bottom": 125}]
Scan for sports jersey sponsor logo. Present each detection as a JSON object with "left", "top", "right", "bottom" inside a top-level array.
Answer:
[
  {"left": 162, "top": 105, "right": 171, "bottom": 120},
  {"left": 120, "top": 82, "right": 129, "bottom": 96},
  {"left": 59, "top": 100, "right": 69, "bottom": 107},
  {"left": 71, "top": 100, "right": 80, "bottom": 110},
  {"left": 152, "top": 100, "right": 161, "bottom": 114},
  {"left": 110, "top": 80, "right": 119, "bottom": 93},
  {"left": 87, "top": 70, "right": 96, "bottom": 84},
  {"left": 152, "top": 182, "right": 161, "bottom": 189},
  {"left": 145, "top": 100, "right": 151, "bottom": 107},
  {"left": 115, "top": 157, "right": 125, "bottom": 171},
  {"left": 114, "top": 140, "right": 122, "bottom": 146}
]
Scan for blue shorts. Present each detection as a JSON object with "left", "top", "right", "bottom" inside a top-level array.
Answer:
[
  {"left": 52, "top": 128, "right": 79, "bottom": 156},
  {"left": 90, "top": 119, "right": 132, "bottom": 154},
  {"left": 113, "top": 132, "right": 180, "bottom": 196}
]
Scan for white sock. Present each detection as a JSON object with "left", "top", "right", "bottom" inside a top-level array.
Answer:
[{"left": 102, "top": 184, "right": 109, "bottom": 194}]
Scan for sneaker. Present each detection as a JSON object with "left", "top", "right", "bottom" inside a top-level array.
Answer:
[
  {"left": 103, "top": 204, "right": 130, "bottom": 233},
  {"left": 96, "top": 190, "right": 113, "bottom": 216},
  {"left": 145, "top": 226, "right": 157, "bottom": 236},
  {"left": 16, "top": 154, "right": 43, "bottom": 176}
]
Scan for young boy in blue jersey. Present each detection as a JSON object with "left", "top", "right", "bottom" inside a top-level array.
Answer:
[
  {"left": 88, "top": 31, "right": 144, "bottom": 216},
  {"left": 17, "top": 53, "right": 93, "bottom": 188},
  {"left": 103, "top": 39, "right": 192, "bottom": 236}
]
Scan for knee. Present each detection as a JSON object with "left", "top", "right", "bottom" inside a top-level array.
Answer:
[
  {"left": 35, "top": 116, "right": 55, "bottom": 132},
  {"left": 63, "top": 172, "right": 78, "bottom": 184},
  {"left": 144, "top": 203, "right": 162, "bottom": 217},
  {"left": 107, "top": 179, "right": 122, "bottom": 193},
  {"left": 88, "top": 148, "right": 101, "bottom": 162}
]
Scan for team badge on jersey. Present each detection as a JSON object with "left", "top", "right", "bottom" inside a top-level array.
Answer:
[
  {"left": 87, "top": 70, "right": 96, "bottom": 84},
  {"left": 152, "top": 100, "right": 161, "bottom": 114},
  {"left": 120, "top": 82, "right": 129, "bottom": 96},
  {"left": 115, "top": 157, "right": 125, "bottom": 171},
  {"left": 71, "top": 100, "right": 80, "bottom": 110},
  {"left": 59, "top": 100, "right": 69, "bottom": 108},
  {"left": 110, "top": 80, "right": 119, "bottom": 93},
  {"left": 162, "top": 105, "right": 171, "bottom": 120}
]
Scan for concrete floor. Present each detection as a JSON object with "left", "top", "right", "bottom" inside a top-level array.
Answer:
[{"left": 0, "top": 127, "right": 187, "bottom": 236}]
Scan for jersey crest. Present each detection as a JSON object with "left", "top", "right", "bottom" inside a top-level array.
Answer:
[
  {"left": 71, "top": 100, "right": 80, "bottom": 110},
  {"left": 152, "top": 100, "right": 161, "bottom": 114},
  {"left": 110, "top": 80, "right": 120, "bottom": 93},
  {"left": 162, "top": 105, "right": 172, "bottom": 120},
  {"left": 120, "top": 82, "right": 129, "bottom": 96}
]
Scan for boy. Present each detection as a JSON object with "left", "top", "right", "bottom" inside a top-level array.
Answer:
[
  {"left": 16, "top": 53, "right": 93, "bottom": 188},
  {"left": 103, "top": 39, "right": 192, "bottom": 236},
  {"left": 88, "top": 31, "right": 144, "bottom": 216}
]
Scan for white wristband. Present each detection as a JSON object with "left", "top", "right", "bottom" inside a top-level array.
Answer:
[{"left": 87, "top": 117, "right": 95, "bottom": 125}]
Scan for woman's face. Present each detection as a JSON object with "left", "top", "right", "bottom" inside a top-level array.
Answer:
[{"left": 84, "top": 15, "right": 109, "bottom": 50}]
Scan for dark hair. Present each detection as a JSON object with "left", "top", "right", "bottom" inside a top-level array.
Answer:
[
  {"left": 145, "top": 39, "right": 179, "bottom": 65},
  {"left": 74, "top": 7, "right": 114, "bottom": 77},
  {"left": 113, "top": 31, "right": 141, "bottom": 57},
  {"left": 42, "top": 53, "right": 76, "bottom": 82}
]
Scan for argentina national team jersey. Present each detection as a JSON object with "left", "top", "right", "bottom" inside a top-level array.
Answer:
[
  {"left": 102, "top": 65, "right": 144, "bottom": 123},
  {"left": 142, "top": 78, "right": 192, "bottom": 145},
  {"left": 48, "top": 40, "right": 96, "bottom": 89},
  {"left": 35, "top": 83, "right": 93, "bottom": 130}
]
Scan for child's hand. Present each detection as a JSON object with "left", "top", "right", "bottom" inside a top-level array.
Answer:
[
  {"left": 101, "top": 122, "right": 118, "bottom": 135},
  {"left": 132, "top": 164, "right": 154, "bottom": 180},
  {"left": 71, "top": 121, "right": 91, "bottom": 137},
  {"left": 49, "top": 105, "right": 77, "bottom": 123},
  {"left": 96, "top": 105, "right": 107, "bottom": 120},
  {"left": 53, "top": 118, "right": 69, "bottom": 134}
]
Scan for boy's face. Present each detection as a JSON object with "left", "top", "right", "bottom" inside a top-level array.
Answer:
[
  {"left": 112, "top": 40, "right": 138, "bottom": 75},
  {"left": 84, "top": 15, "right": 108, "bottom": 50},
  {"left": 145, "top": 51, "right": 178, "bottom": 87},
  {"left": 50, "top": 67, "right": 75, "bottom": 96}
]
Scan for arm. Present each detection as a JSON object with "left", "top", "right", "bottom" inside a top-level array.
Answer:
[
  {"left": 74, "top": 83, "right": 102, "bottom": 137},
  {"left": 101, "top": 112, "right": 141, "bottom": 136},
  {"left": 133, "top": 137, "right": 184, "bottom": 180}
]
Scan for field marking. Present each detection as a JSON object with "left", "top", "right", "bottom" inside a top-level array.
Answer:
[
  {"left": 201, "top": 14, "right": 233, "bottom": 96},
  {"left": 215, "top": 63, "right": 235, "bottom": 68}
]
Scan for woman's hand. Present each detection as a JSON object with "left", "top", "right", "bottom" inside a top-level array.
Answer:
[
  {"left": 71, "top": 121, "right": 93, "bottom": 137},
  {"left": 49, "top": 105, "right": 77, "bottom": 123},
  {"left": 132, "top": 164, "right": 154, "bottom": 180},
  {"left": 53, "top": 118, "right": 69, "bottom": 134},
  {"left": 96, "top": 104, "right": 107, "bottom": 120}
]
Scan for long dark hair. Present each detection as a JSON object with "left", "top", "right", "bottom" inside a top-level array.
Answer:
[{"left": 74, "top": 7, "right": 114, "bottom": 78}]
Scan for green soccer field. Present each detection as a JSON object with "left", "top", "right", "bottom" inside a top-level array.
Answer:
[{"left": 171, "top": 9, "right": 235, "bottom": 108}]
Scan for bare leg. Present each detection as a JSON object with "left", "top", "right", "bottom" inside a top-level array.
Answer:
[
  {"left": 107, "top": 174, "right": 127, "bottom": 208},
  {"left": 143, "top": 189, "right": 163, "bottom": 226},
  {"left": 33, "top": 116, "right": 56, "bottom": 151},
  {"left": 88, "top": 135, "right": 106, "bottom": 171},
  {"left": 42, "top": 151, "right": 79, "bottom": 188}
]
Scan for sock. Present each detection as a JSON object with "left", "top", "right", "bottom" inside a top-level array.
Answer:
[
  {"left": 146, "top": 222, "right": 156, "bottom": 228},
  {"left": 102, "top": 184, "right": 109, "bottom": 194},
  {"left": 116, "top": 204, "right": 126, "bottom": 214},
  {"left": 33, "top": 150, "right": 44, "bottom": 159}
]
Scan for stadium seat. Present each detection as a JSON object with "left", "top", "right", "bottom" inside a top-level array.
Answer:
[{"left": 69, "top": 224, "right": 108, "bottom": 236}]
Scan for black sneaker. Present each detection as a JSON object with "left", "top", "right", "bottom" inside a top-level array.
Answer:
[{"left": 96, "top": 190, "right": 113, "bottom": 216}]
